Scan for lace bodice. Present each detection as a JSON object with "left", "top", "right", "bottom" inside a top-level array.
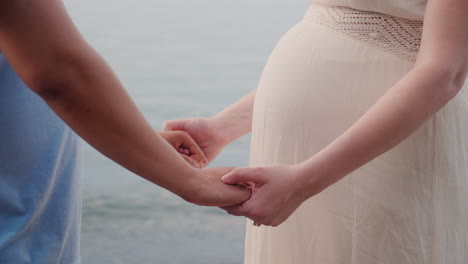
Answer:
[{"left": 311, "top": 0, "right": 427, "bottom": 20}]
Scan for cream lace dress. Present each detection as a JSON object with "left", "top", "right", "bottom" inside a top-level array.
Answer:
[{"left": 246, "top": 0, "right": 468, "bottom": 263}]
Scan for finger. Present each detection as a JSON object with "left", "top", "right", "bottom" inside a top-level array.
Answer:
[
  {"left": 162, "top": 118, "right": 189, "bottom": 131},
  {"left": 178, "top": 148, "right": 191, "bottom": 156},
  {"left": 205, "top": 166, "right": 236, "bottom": 176},
  {"left": 183, "top": 148, "right": 190, "bottom": 155},
  {"left": 179, "top": 133, "right": 208, "bottom": 167},
  {"left": 221, "top": 167, "right": 266, "bottom": 185},
  {"left": 182, "top": 155, "right": 201, "bottom": 168},
  {"left": 221, "top": 204, "right": 249, "bottom": 217},
  {"left": 224, "top": 204, "right": 267, "bottom": 226},
  {"left": 159, "top": 131, "right": 183, "bottom": 148},
  {"left": 222, "top": 204, "right": 262, "bottom": 228},
  {"left": 162, "top": 130, "right": 208, "bottom": 167}
]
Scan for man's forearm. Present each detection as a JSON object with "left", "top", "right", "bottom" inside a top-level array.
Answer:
[
  {"left": 0, "top": 0, "right": 252, "bottom": 207},
  {"left": 211, "top": 90, "right": 256, "bottom": 145},
  {"left": 0, "top": 0, "right": 197, "bottom": 197},
  {"left": 35, "top": 48, "right": 198, "bottom": 198}
]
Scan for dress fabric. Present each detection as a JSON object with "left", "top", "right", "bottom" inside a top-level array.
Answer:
[
  {"left": 245, "top": 1, "right": 468, "bottom": 264},
  {"left": 0, "top": 53, "right": 83, "bottom": 263}
]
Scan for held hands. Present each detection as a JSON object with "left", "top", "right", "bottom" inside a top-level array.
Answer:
[
  {"left": 221, "top": 164, "right": 325, "bottom": 227},
  {"left": 160, "top": 130, "right": 250, "bottom": 207},
  {"left": 186, "top": 167, "right": 251, "bottom": 207},
  {"left": 161, "top": 118, "right": 325, "bottom": 224},
  {"left": 160, "top": 124, "right": 322, "bottom": 226},
  {"left": 162, "top": 117, "right": 229, "bottom": 165}
]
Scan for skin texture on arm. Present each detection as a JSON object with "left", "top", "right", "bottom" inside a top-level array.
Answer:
[
  {"left": 0, "top": 0, "right": 249, "bottom": 206},
  {"left": 211, "top": 90, "right": 256, "bottom": 145},
  {"left": 221, "top": 0, "right": 468, "bottom": 226},
  {"left": 163, "top": 90, "right": 256, "bottom": 164}
]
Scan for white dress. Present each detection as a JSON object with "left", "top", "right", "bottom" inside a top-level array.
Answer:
[{"left": 246, "top": 1, "right": 468, "bottom": 263}]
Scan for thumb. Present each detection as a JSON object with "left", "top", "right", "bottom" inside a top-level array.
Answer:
[
  {"left": 221, "top": 167, "right": 264, "bottom": 185},
  {"left": 181, "top": 155, "right": 201, "bottom": 168},
  {"left": 162, "top": 118, "right": 189, "bottom": 131}
]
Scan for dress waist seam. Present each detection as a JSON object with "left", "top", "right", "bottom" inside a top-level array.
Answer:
[{"left": 304, "top": 3, "right": 424, "bottom": 62}]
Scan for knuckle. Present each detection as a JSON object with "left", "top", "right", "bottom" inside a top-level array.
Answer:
[
  {"left": 162, "top": 121, "right": 171, "bottom": 129},
  {"left": 233, "top": 167, "right": 243, "bottom": 173},
  {"left": 179, "top": 130, "right": 189, "bottom": 137},
  {"left": 231, "top": 168, "right": 242, "bottom": 177},
  {"left": 248, "top": 209, "right": 263, "bottom": 221},
  {"left": 227, "top": 208, "right": 241, "bottom": 216},
  {"left": 254, "top": 167, "right": 265, "bottom": 176},
  {"left": 231, "top": 211, "right": 243, "bottom": 217}
]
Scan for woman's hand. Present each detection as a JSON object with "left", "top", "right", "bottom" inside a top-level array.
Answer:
[
  {"left": 162, "top": 91, "right": 257, "bottom": 166},
  {"left": 183, "top": 167, "right": 251, "bottom": 207},
  {"left": 220, "top": 164, "right": 326, "bottom": 227},
  {"left": 162, "top": 118, "right": 230, "bottom": 165},
  {"left": 159, "top": 131, "right": 208, "bottom": 168}
]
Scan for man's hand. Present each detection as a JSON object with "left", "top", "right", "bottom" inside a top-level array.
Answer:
[
  {"left": 159, "top": 131, "right": 208, "bottom": 168},
  {"left": 185, "top": 167, "right": 251, "bottom": 207},
  {"left": 162, "top": 118, "right": 229, "bottom": 166}
]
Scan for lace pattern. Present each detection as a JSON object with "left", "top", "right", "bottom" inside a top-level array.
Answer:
[{"left": 305, "top": 4, "right": 423, "bottom": 61}]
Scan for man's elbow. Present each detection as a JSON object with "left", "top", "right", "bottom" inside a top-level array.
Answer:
[{"left": 26, "top": 63, "right": 82, "bottom": 101}]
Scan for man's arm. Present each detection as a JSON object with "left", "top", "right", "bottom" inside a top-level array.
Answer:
[{"left": 0, "top": 0, "right": 249, "bottom": 206}]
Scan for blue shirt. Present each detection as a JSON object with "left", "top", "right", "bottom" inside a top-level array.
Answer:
[{"left": 0, "top": 52, "right": 83, "bottom": 263}]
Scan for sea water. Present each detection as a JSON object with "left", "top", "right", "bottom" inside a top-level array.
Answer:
[{"left": 63, "top": 0, "right": 306, "bottom": 263}]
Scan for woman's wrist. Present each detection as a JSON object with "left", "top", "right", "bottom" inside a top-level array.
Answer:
[
  {"left": 208, "top": 91, "right": 255, "bottom": 145},
  {"left": 294, "top": 157, "right": 339, "bottom": 201},
  {"left": 209, "top": 114, "right": 248, "bottom": 146}
]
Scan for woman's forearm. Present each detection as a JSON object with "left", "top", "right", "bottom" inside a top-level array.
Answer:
[
  {"left": 211, "top": 90, "right": 256, "bottom": 144},
  {"left": 298, "top": 64, "right": 466, "bottom": 198},
  {"left": 297, "top": 0, "right": 468, "bottom": 199}
]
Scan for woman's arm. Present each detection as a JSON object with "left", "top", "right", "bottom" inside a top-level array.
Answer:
[
  {"left": 162, "top": 91, "right": 256, "bottom": 164},
  {"left": 0, "top": 0, "right": 249, "bottom": 206},
  {"left": 211, "top": 90, "right": 256, "bottom": 145},
  {"left": 221, "top": 0, "right": 468, "bottom": 226},
  {"left": 298, "top": 0, "right": 468, "bottom": 194}
]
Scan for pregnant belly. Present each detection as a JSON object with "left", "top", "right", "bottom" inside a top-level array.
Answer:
[{"left": 249, "top": 19, "right": 414, "bottom": 165}]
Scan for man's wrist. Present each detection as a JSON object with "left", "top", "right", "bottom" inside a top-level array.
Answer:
[{"left": 174, "top": 166, "right": 205, "bottom": 204}]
